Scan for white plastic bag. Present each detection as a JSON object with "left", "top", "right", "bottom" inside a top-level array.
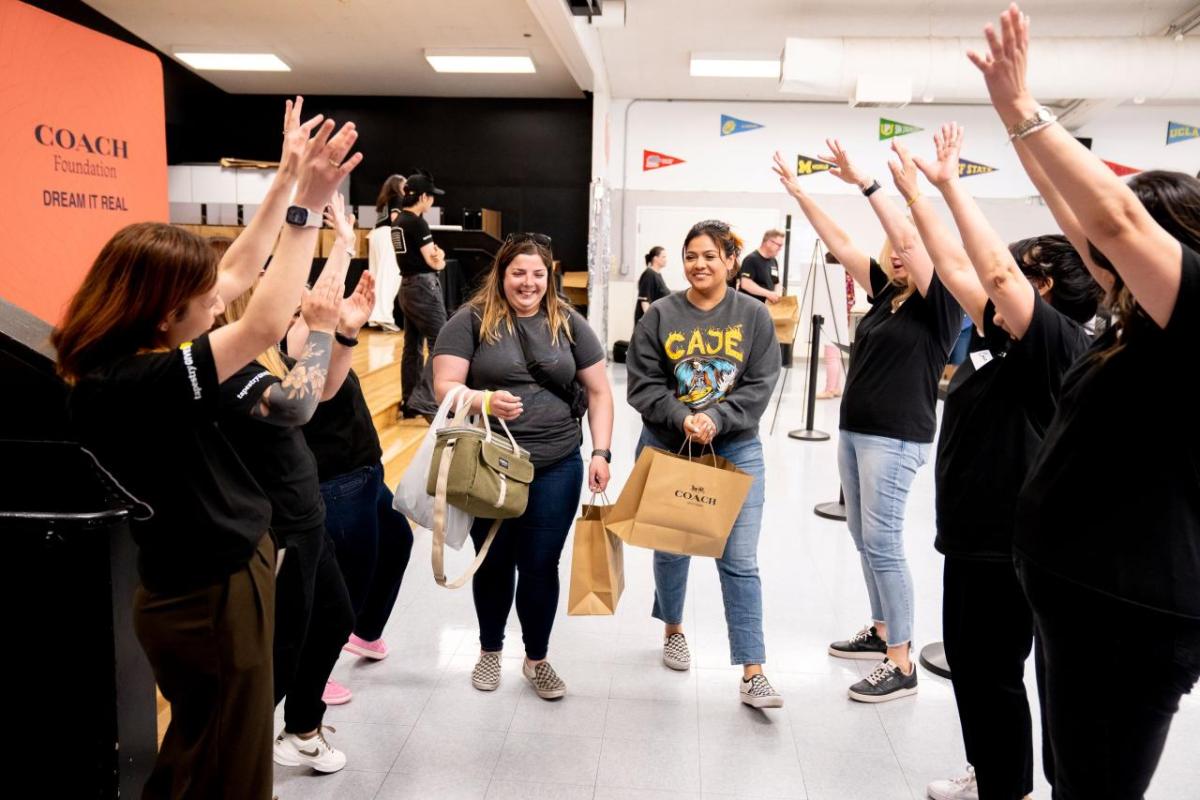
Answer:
[{"left": 393, "top": 386, "right": 475, "bottom": 550}]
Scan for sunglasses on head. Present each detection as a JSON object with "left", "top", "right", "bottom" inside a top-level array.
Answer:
[{"left": 505, "top": 232, "right": 552, "bottom": 247}]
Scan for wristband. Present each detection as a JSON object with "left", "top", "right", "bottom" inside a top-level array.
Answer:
[
  {"left": 906, "top": 194, "right": 921, "bottom": 208},
  {"left": 334, "top": 330, "right": 358, "bottom": 348},
  {"left": 482, "top": 390, "right": 494, "bottom": 416},
  {"left": 861, "top": 180, "right": 882, "bottom": 198}
]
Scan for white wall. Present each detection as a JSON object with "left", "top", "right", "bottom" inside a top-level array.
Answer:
[{"left": 600, "top": 98, "right": 1200, "bottom": 348}]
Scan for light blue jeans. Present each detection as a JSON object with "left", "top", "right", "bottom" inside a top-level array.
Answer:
[
  {"left": 639, "top": 428, "right": 767, "bottom": 665},
  {"left": 837, "top": 430, "right": 929, "bottom": 648}
]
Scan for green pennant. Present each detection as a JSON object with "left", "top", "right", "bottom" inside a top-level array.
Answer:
[{"left": 879, "top": 118, "right": 923, "bottom": 141}]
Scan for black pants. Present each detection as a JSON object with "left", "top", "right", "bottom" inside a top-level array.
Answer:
[
  {"left": 1017, "top": 557, "right": 1200, "bottom": 799},
  {"left": 135, "top": 535, "right": 275, "bottom": 800},
  {"left": 398, "top": 273, "right": 446, "bottom": 416},
  {"left": 274, "top": 525, "right": 355, "bottom": 733},
  {"left": 943, "top": 556, "right": 1035, "bottom": 800},
  {"left": 470, "top": 452, "right": 583, "bottom": 660}
]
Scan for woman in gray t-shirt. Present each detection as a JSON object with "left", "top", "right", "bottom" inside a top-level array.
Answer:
[{"left": 432, "top": 234, "right": 613, "bottom": 701}]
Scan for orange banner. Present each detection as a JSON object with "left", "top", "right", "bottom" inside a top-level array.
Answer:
[{"left": 0, "top": 0, "right": 168, "bottom": 324}]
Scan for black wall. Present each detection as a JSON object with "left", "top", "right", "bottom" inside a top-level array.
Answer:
[{"left": 25, "top": 1, "right": 594, "bottom": 268}]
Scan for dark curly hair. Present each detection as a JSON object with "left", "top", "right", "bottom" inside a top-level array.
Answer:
[{"left": 1007, "top": 235, "right": 1102, "bottom": 324}]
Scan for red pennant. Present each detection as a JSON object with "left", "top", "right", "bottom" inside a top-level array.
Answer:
[
  {"left": 643, "top": 149, "right": 686, "bottom": 171},
  {"left": 1102, "top": 159, "right": 1141, "bottom": 177}
]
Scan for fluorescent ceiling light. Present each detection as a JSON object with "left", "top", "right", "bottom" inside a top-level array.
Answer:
[
  {"left": 176, "top": 52, "right": 290, "bottom": 71},
  {"left": 690, "top": 55, "right": 779, "bottom": 79},
  {"left": 425, "top": 49, "right": 536, "bottom": 74}
]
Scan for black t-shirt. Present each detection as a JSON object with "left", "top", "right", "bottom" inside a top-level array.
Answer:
[
  {"left": 393, "top": 210, "right": 434, "bottom": 277},
  {"left": 738, "top": 250, "right": 778, "bottom": 301},
  {"left": 840, "top": 261, "right": 963, "bottom": 442},
  {"left": 301, "top": 369, "right": 383, "bottom": 483},
  {"left": 635, "top": 268, "right": 670, "bottom": 326},
  {"left": 68, "top": 335, "right": 272, "bottom": 593},
  {"left": 219, "top": 358, "right": 324, "bottom": 538},
  {"left": 935, "top": 296, "right": 1090, "bottom": 560},
  {"left": 1015, "top": 244, "right": 1200, "bottom": 619}
]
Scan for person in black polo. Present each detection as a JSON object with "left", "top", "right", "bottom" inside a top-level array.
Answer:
[
  {"left": 394, "top": 169, "right": 447, "bottom": 417},
  {"left": 738, "top": 229, "right": 784, "bottom": 304},
  {"left": 635, "top": 245, "right": 670, "bottom": 327}
]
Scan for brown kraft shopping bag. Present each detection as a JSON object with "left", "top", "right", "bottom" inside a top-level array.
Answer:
[
  {"left": 567, "top": 497, "right": 625, "bottom": 615},
  {"left": 607, "top": 444, "right": 753, "bottom": 557}
]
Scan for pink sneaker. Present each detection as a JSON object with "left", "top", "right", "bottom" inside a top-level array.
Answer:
[
  {"left": 343, "top": 634, "right": 389, "bottom": 660},
  {"left": 321, "top": 679, "right": 352, "bottom": 705}
]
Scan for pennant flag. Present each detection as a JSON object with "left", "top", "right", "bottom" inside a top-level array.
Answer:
[
  {"left": 643, "top": 150, "right": 686, "bottom": 171},
  {"left": 720, "top": 114, "right": 764, "bottom": 137},
  {"left": 1102, "top": 159, "right": 1141, "bottom": 177},
  {"left": 958, "top": 158, "right": 997, "bottom": 178},
  {"left": 879, "top": 118, "right": 923, "bottom": 140},
  {"left": 1166, "top": 121, "right": 1200, "bottom": 145},
  {"left": 796, "top": 154, "right": 836, "bottom": 176}
]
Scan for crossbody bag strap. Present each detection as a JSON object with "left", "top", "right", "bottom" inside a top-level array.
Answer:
[
  {"left": 514, "top": 318, "right": 579, "bottom": 409},
  {"left": 431, "top": 438, "right": 502, "bottom": 589}
]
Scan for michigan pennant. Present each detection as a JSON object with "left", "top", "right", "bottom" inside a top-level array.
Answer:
[
  {"left": 720, "top": 114, "right": 764, "bottom": 137},
  {"left": 643, "top": 150, "right": 686, "bottom": 171},
  {"left": 958, "top": 158, "right": 997, "bottom": 178},
  {"left": 796, "top": 154, "right": 836, "bottom": 176},
  {"left": 1166, "top": 121, "right": 1200, "bottom": 145},
  {"left": 879, "top": 118, "right": 923, "bottom": 140},
  {"left": 1103, "top": 160, "right": 1141, "bottom": 177}
]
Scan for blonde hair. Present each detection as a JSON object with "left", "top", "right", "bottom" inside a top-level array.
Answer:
[
  {"left": 878, "top": 239, "right": 915, "bottom": 312},
  {"left": 471, "top": 238, "right": 575, "bottom": 346},
  {"left": 214, "top": 277, "right": 290, "bottom": 379}
]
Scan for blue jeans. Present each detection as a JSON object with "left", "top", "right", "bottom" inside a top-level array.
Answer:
[
  {"left": 470, "top": 451, "right": 583, "bottom": 661},
  {"left": 640, "top": 429, "right": 767, "bottom": 666},
  {"left": 838, "top": 430, "right": 929, "bottom": 647},
  {"left": 320, "top": 463, "right": 414, "bottom": 642}
]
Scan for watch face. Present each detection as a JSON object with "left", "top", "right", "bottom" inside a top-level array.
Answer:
[
  {"left": 1037, "top": 107, "right": 1054, "bottom": 123},
  {"left": 286, "top": 206, "right": 308, "bottom": 226}
]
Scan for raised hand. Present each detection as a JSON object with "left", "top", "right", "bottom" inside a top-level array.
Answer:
[
  {"left": 279, "top": 97, "right": 324, "bottom": 179},
  {"left": 820, "top": 139, "right": 869, "bottom": 187},
  {"left": 302, "top": 255, "right": 349, "bottom": 335},
  {"left": 771, "top": 151, "right": 806, "bottom": 200},
  {"left": 323, "top": 192, "right": 357, "bottom": 243},
  {"left": 338, "top": 271, "right": 375, "bottom": 336},
  {"left": 293, "top": 119, "right": 364, "bottom": 212},
  {"left": 913, "top": 123, "right": 965, "bottom": 187},
  {"left": 967, "top": 3, "right": 1033, "bottom": 114},
  {"left": 887, "top": 140, "right": 923, "bottom": 203}
]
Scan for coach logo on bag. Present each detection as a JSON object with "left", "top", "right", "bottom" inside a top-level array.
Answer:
[{"left": 675, "top": 484, "right": 717, "bottom": 506}]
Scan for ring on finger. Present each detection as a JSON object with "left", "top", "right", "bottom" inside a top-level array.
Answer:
[{"left": 328, "top": 158, "right": 341, "bottom": 168}]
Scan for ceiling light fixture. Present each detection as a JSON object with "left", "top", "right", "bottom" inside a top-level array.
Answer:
[
  {"left": 689, "top": 54, "right": 779, "bottom": 79},
  {"left": 424, "top": 49, "right": 536, "bottom": 74},
  {"left": 175, "top": 52, "right": 290, "bottom": 71}
]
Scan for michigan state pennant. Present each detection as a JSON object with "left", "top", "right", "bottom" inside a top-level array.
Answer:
[
  {"left": 796, "top": 154, "right": 836, "bottom": 176},
  {"left": 643, "top": 150, "right": 686, "bottom": 171},
  {"left": 720, "top": 114, "right": 764, "bottom": 137},
  {"left": 879, "top": 118, "right": 923, "bottom": 140},
  {"left": 1166, "top": 121, "right": 1200, "bottom": 145},
  {"left": 958, "top": 158, "right": 997, "bottom": 178}
]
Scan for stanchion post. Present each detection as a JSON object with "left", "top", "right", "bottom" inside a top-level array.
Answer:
[{"left": 788, "top": 314, "right": 830, "bottom": 442}]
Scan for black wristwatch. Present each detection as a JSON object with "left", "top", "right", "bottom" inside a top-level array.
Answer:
[
  {"left": 285, "top": 205, "right": 322, "bottom": 228},
  {"left": 334, "top": 330, "right": 359, "bottom": 348},
  {"left": 861, "top": 180, "right": 882, "bottom": 198},
  {"left": 591, "top": 449, "right": 612, "bottom": 463}
]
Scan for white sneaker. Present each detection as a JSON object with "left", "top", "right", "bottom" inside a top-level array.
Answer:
[
  {"left": 662, "top": 633, "right": 691, "bottom": 671},
  {"left": 272, "top": 727, "right": 347, "bottom": 773},
  {"left": 739, "top": 673, "right": 784, "bottom": 709},
  {"left": 927, "top": 765, "right": 978, "bottom": 800}
]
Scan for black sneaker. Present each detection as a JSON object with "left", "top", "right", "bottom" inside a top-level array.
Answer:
[
  {"left": 847, "top": 658, "right": 918, "bottom": 703},
  {"left": 828, "top": 625, "right": 887, "bottom": 660}
]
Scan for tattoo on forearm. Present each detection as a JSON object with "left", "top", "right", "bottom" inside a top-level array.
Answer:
[{"left": 251, "top": 331, "right": 334, "bottom": 423}]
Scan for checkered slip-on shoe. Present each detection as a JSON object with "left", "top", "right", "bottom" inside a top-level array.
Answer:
[
  {"left": 471, "top": 651, "right": 502, "bottom": 692},
  {"left": 739, "top": 673, "right": 784, "bottom": 709},
  {"left": 662, "top": 633, "right": 692, "bottom": 671},
  {"left": 523, "top": 659, "right": 566, "bottom": 700}
]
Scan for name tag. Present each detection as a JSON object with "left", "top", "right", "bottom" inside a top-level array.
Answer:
[{"left": 969, "top": 349, "right": 995, "bottom": 371}]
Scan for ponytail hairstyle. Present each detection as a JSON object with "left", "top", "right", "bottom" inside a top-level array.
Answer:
[
  {"left": 645, "top": 246, "right": 665, "bottom": 266},
  {"left": 375, "top": 174, "right": 407, "bottom": 213}
]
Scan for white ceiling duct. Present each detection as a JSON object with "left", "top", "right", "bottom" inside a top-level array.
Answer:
[{"left": 781, "top": 37, "right": 1200, "bottom": 105}]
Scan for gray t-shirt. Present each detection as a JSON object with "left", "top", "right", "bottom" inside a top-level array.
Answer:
[{"left": 433, "top": 306, "right": 605, "bottom": 467}]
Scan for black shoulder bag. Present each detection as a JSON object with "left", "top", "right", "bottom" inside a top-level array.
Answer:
[{"left": 514, "top": 318, "right": 589, "bottom": 420}]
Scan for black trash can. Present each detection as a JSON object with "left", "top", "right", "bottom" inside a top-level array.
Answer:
[{"left": 3, "top": 440, "right": 157, "bottom": 799}]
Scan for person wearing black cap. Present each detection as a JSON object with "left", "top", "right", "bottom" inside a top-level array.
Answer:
[{"left": 394, "top": 169, "right": 447, "bottom": 417}]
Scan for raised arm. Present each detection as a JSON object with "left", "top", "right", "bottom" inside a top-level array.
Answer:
[
  {"left": 216, "top": 98, "right": 323, "bottom": 303},
  {"left": 913, "top": 122, "right": 1037, "bottom": 338},
  {"left": 970, "top": 3, "right": 1180, "bottom": 327},
  {"left": 320, "top": 193, "right": 372, "bottom": 400},
  {"left": 208, "top": 119, "right": 362, "bottom": 383},
  {"left": 822, "top": 139, "right": 938, "bottom": 297},
  {"left": 771, "top": 151, "right": 874, "bottom": 294},
  {"left": 889, "top": 129, "right": 987, "bottom": 329}
]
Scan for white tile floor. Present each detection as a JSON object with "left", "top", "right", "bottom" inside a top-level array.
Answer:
[{"left": 276, "top": 364, "right": 1200, "bottom": 799}]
